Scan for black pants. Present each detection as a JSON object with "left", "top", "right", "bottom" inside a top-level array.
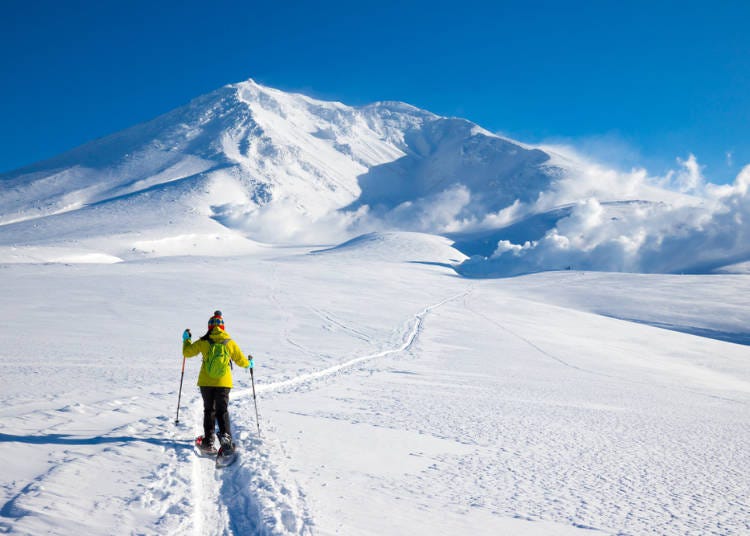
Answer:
[{"left": 200, "top": 386, "right": 231, "bottom": 440}]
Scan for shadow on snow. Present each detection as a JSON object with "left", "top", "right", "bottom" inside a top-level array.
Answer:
[{"left": 0, "top": 433, "right": 193, "bottom": 449}]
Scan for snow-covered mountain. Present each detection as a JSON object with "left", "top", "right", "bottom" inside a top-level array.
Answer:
[
  {"left": 2, "top": 79, "right": 749, "bottom": 536},
  {"left": 1, "top": 78, "right": 749, "bottom": 274},
  {"left": 0, "top": 80, "right": 559, "bottom": 250}
]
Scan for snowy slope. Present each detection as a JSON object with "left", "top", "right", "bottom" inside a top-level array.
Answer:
[
  {"left": 312, "top": 231, "right": 467, "bottom": 264},
  {"left": 0, "top": 79, "right": 565, "bottom": 232},
  {"left": 1, "top": 244, "right": 748, "bottom": 535},
  {"left": 0, "top": 80, "right": 545, "bottom": 247}
]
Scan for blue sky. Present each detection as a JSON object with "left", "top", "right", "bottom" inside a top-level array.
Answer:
[{"left": 2, "top": 0, "right": 748, "bottom": 183}]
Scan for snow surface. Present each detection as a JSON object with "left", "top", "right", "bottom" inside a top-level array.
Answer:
[{"left": 1, "top": 235, "right": 748, "bottom": 535}]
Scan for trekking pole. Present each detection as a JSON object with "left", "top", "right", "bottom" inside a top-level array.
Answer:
[
  {"left": 176, "top": 329, "right": 192, "bottom": 424},
  {"left": 250, "top": 366, "right": 261, "bottom": 436},
  {"left": 175, "top": 354, "right": 186, "bottom": 424}
]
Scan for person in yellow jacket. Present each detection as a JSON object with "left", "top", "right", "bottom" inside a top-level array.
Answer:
[{"left": 182, "top": 310, "right": 252, "bottom": 454}]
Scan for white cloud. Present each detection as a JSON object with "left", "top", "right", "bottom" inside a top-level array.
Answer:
[
  {"left": 461, "top": 160, "right": 750, "bottom": 276},
  {"left": 479, "top": 199, "right": 527, "bottom": 229},
  {"left": 491, "top": 239, "right": 532, "bottom": 258},
  {"left": 668, "top": 153, "right": 705, "bottom": 193},
  {"left": 381, "top": 185, "right": 474, "bottom": 233},
  {"left": 215, "top": 200, "right": 369, "bottom": 245},
  {"left": 534, "top": 143, "right": 666, "bottom": 208}
]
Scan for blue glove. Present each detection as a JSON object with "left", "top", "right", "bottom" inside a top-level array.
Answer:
[
  {"left": 247, "top": 358, "right": 254, "bottom": 369},
  {"left": 182, "top": 329, "right": 192, "bottom": 342}
]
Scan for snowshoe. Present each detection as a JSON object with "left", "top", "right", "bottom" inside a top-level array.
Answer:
[
  {"left": 195, "top": 435, "right": 217, "bottom": 456},
  {"left": 216, "top": 433, "right": 238, "bottom": 468},
  {"left": 216, "top": 448, "right": 238, "bottom": 468}
]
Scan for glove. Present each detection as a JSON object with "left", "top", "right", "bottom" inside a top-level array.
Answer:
[
  {"left": 247, "top": 358, "right": 254, "bottom": 369},
  {"left": 182, "top": 329, "right": 192, "bottom": 342}
]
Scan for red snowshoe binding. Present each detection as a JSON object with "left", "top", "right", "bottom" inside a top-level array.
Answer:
[{"left": 195, "top": 435, "right": 217, "bottom": 455}]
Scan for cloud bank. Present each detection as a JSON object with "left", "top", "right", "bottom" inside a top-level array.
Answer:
[
  {"left": 341, "top": 147, "right": 750, "bottom": 276},
  {"left": 459, "top": 157, "right": 750, "bottom": 276}
]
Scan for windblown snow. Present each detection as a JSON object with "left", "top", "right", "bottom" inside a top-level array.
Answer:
[{"left": 1, "top": 79, "right": 749, "bottom": 535}]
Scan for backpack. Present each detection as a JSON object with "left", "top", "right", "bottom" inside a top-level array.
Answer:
[{"left": 204, "top": 339, "right": 232, "bottom": 379}]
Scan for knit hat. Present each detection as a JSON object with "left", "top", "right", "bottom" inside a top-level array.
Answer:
[{"left": 208, "top": 310, "right": 224, "bottom": 330}]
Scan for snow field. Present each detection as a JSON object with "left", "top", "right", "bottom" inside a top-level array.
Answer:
[
  {"left": 263, "top": 277, "right": 750, "bottom": 535},
  {"left": 0, "top": 240, "right": 749, "bottom": 534}
]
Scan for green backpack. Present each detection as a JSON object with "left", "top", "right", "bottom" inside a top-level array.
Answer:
[{"left": 205, "top": 339, "right": 232, "bottom": 378}]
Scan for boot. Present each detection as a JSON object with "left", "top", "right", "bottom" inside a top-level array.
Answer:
[
  {"left": 219, "top": 433, "right": 234, "bottom": 455},
  {"left": 196, "top": 435, "right": 217, "bottom": 454}
]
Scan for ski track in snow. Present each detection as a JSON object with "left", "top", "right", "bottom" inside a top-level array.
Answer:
[
  {"left": 237, "top": 290, "right": 470, "bottom": 398},
  {"left": 177, "top": 289, "right": 470, "bottom": 535},
  {"left": 187, "top": 401, "right": 314, "bottom": 536},
  {"left": 308, "top": 306, "right": 373, "bottom": 343}
]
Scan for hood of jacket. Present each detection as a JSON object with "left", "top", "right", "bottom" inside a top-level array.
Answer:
[{"left": 208, "top": 327, "right": 231, "bottom": 342}]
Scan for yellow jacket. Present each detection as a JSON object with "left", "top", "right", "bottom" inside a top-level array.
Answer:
[{"left": 183, "top": 328, "right": 250, "bottom": 388}]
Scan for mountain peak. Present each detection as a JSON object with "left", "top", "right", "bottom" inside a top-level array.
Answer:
[{"left": 2, "top": 78, "right": 732, "bottom": 275}]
